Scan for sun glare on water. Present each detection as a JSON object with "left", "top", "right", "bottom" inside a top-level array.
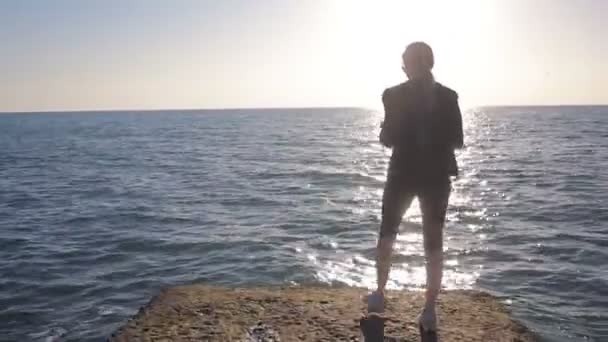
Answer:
[{"left": 293, "top": 107, "right": 485, "bottom": 291}]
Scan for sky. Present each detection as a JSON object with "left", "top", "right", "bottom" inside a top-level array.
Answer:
[{"left": 1, "top": 0, "right": 607, "bottom": 112}]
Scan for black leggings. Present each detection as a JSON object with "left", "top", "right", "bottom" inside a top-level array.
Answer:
[{"left": 379, "top": 171, "right": 451, "bottom": 238}]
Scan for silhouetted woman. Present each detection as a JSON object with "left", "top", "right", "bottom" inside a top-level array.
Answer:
[{"left": 368, "top": 42, "right": 463, "bottom": 335}]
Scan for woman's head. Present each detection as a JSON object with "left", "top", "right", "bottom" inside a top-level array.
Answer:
[{"left": 402, "top": 42, "right": 434, "bottom": 81}]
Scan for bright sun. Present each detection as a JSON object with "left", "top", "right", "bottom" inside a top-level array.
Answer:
[{"left": 321, "top": 0, "right": 493, "bottom": 108}]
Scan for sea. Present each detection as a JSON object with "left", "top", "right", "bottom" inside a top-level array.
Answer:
[{"left": 0, "top": 107, "right": 606, "bottom": 341}]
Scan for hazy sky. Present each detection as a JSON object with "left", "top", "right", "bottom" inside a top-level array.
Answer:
[{"left": 1, "top": 0, "right": 607, "bottom": 112}]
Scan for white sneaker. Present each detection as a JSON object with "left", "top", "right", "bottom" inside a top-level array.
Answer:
[
  {"left": 418, "top": 306, "right": 438, "bottom": 332},
  {"left": 366, "top": 291, "right": 384, "bottom": 314}
]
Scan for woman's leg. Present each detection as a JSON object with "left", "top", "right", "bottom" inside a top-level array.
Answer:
[
  {"left": 375, "top": 174, "right": 414, "bottom": 295},
  {"left": 375, "top": 232, "right": 396, "bottom": 293},
  {"left": 418, "top": 180, "right": 451, "bottom": 328}
]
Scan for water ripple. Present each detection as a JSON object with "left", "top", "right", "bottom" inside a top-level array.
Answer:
[{"left": 0, "top": 107, "right": 607, "bottom": 341}]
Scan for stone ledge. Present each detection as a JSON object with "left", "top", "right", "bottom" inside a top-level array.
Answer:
[{"left": 109, "top": 285, "right": 537, "bottom": 341}]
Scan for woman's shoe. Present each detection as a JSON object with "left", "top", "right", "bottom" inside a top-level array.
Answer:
[
  {"left": 418, "top": 306, "right": 438, "bottom": 342},
  {"left": 366, "top": 291, "right": 385, "bottom": 314}
]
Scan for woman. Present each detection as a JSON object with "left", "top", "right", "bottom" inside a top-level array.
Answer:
[{"left": 368, "top": 42, "right": 464, "bottom": 335}]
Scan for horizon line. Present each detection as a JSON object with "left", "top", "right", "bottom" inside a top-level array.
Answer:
[{"left": 1, "top": 103, "right": 607, "bottom": 115}]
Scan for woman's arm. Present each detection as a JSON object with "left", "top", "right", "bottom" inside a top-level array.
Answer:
[
  {"left": 379, "top": 88, "right": 396, "bottom": 148},
  {"left": 451, "top": 96, "right": 464, "bottom": 149}
]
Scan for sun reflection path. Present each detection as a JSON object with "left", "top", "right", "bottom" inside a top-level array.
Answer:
[{"left": 300, "top": 108, "right": 489, "bottom": 291}]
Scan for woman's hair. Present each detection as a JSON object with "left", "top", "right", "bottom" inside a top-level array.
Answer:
[
  {"left": 402, "top": 42, "right": 436, "bottom": 112},
  {"left": 402, "top": 41, "right": 434, "bottom": 80}
]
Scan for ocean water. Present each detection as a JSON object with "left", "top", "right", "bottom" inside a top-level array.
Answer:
[{"left": 0, "top": 107, "right": 606, "bottom": 342}]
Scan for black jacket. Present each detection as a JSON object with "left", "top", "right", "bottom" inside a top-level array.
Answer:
[{"left": 380, "top": 80, "right": 463, "bottom": 179}]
